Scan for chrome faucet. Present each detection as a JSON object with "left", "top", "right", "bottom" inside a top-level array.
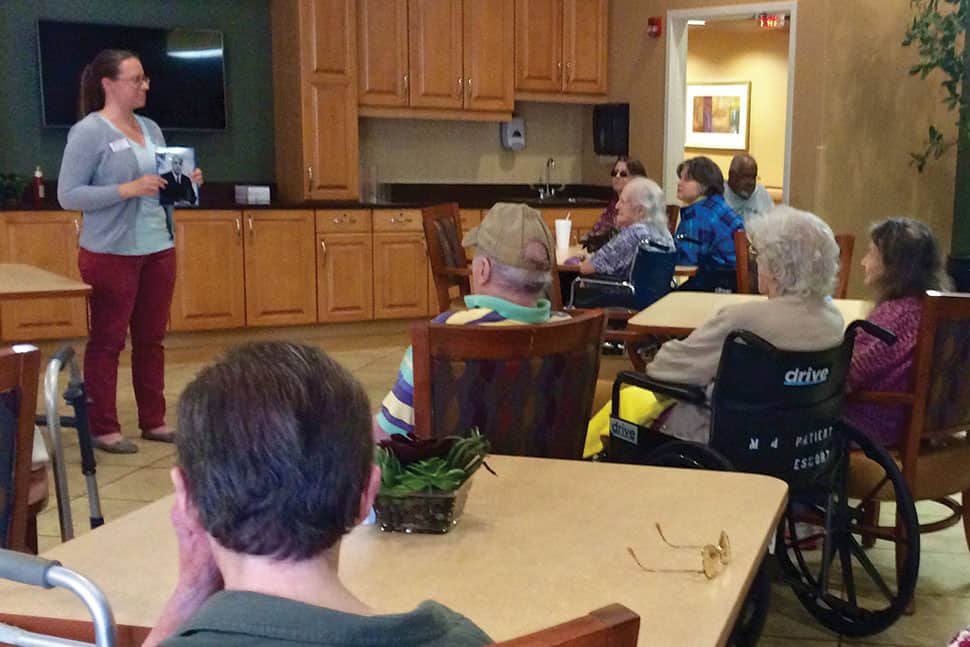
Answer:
[{"left": 530, "top": 157, "right": 566, "bottom": 200}]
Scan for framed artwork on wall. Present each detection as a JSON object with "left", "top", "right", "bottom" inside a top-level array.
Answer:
[{"left": 685, "top": 82, "right": 751, "bottom": 150}]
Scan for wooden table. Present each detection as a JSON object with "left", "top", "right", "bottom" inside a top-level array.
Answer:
[
  {"left": 0, "top": 263, "right": 91, "bottom": 301},
  {"left": 627, "top": 292, "right": 873, "bottom": 337},
  {"left": 0, "top": 455, "right": 788, "bottom": 647}
]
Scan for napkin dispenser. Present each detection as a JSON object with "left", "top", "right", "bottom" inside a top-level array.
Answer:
[{"left": 234, "top": 185, "right": 271, "bottom": 205}]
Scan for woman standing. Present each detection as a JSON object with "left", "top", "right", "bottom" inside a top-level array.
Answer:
[
  {"left": 58, "top": 50, "right": 203, "bottom": 453},
  {"left": 580, "top": 157, "right": 647, "bottom": 252},
  {"left": 843, "top": 218, "right": 951, "bottom": 447}
]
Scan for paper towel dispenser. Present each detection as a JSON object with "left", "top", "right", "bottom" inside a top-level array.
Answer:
[{"left": 500, "top": 117, "right": 526, "bottom": 151}]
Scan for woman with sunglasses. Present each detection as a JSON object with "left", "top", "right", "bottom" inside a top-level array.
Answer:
[
  {"left": 580, "top": 157, "right": 648, "bottom": 252},
  {"left": 58, "top": 49, "right": 203, "bottom": 454},
  {"left": 842, "top": 218, "right": 951, "bottom": 447}
]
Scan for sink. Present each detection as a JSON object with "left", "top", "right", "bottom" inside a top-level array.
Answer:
[{"left": 565, "top": 197, "right": 607, "bottom": 205}]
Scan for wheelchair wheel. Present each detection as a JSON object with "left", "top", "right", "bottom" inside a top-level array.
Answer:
[
  {"left": 775, "top": 424, "right": 919, "bottom": 637},
  {"left": 643, "top": 440, "right": 769, "bottom": 647},
  {"left": 643, "top": 440, "right": 733, "bottom": 470}
]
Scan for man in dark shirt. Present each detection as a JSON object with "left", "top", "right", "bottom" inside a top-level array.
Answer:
[
  {"left": 159, "top": 156, "right": 197, "bottom": 206},
  {"left": 143, "top": 342, "right": 491, "bottom": 647}
]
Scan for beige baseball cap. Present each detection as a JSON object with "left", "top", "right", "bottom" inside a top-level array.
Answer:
[{"left": 462, "top": 203, "right": 554, "bottom": 271}]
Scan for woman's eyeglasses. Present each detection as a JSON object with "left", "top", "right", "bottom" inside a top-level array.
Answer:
[
  {"left": 610, "top": 170, "right": 629, "bottom": 178},
  {"left": 116, "top": 76, "right": 150, "bottom": 87},
  {"left": 627, "top": 523, "right": 732, "bottom": 580}
]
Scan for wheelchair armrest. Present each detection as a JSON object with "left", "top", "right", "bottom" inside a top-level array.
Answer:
[
  {"left": 846, "top": 319, "right": 897, "bottom": 345},
  {"left": 613, "top": 370, "right": 707, "bottom": 405}
]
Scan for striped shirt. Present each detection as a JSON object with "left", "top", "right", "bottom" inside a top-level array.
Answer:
[{"left": 376, "top": 294, "right": 568, "bottom": 436}]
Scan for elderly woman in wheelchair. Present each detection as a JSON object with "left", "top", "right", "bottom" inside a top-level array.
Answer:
[{"left": 595, "top": 206, "right": 921, "bottom": 639}]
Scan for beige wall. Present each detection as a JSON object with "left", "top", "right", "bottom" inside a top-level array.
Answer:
[
  {"left": 595, "top": 0, "right": 956, "bottom": 297},
  {"left": 359, "top": 102, "right": 591, "bottom": 184},
  {"left": 685, "top": 26, "right": 789, "bottom": 189}
]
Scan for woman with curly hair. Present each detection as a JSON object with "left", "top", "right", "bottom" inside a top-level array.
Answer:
[{"left": 843, "top": 218, "right": 951, "bottom": 447}]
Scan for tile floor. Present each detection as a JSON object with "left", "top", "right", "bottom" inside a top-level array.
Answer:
[{"left": 31, "top": 323, "right": 970, "bottom": 646}]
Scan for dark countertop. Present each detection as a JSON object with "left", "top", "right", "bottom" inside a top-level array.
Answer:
[{"left": 1, "top": 182, "right": 611, "bottom": 212}]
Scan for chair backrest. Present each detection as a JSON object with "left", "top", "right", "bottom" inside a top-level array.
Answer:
[
  {"left": 665, "top": 204, "right": 680, "bottom": 235},
  {"left": 733, "top": 229, "right": 757, "bottom": 294},
  {"left": 628, "top": 247, "right": 677, "bottom": 310},
  {"left": 833, "top": 233, "right": 855, "bottom": 299},
  {"left": 708, "top": 328, "right": 864, "bottom": 493},
  {"left": 422, "top": 203, "right": 471, "bottom": 312},
  {"left": 894, "top": 292, "right": 970, "bottom": 483},
  {"left": 495, "top": 604, "right": 640, "bottom": 646},
  {"left": 411, "top": 310, "right": 606, "bottom": 459},
  {"left": 0, "top": 345, "right": 41, "bottom": 552}
]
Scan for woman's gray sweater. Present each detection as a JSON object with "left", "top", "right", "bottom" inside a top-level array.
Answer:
[{"left": 57, "top": 113, "right": 173, "bottom": 253}]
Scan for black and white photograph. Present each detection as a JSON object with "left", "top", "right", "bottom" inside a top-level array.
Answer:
[{"left": 155, "top": 146, "right": 198, "bottom": 206}]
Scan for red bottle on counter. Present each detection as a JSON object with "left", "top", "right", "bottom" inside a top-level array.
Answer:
[{"left": 32, "top": 166, "right": 45, "bottom": 205}]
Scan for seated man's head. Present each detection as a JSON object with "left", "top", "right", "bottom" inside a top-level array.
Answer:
[
  {"left": 171, "top": 156, "right": 184, "bottom": 174},
  {"left": 676, "top": 156, "right": 725, "bottom": 203},
  {"left": 728, "top": 154, "right": 758, "bottom": 199},
  {"left": 616, "top": 177, "right": 667, "bottom": 231},
  {"left": 174, "top": 342, "right": 379, "bottom": 562},
  {"left": 462, "top": 203, "right": 554, "bottom": 305},
  {"left": 745, "top": 206, "right": 839, "bottom": 299}
]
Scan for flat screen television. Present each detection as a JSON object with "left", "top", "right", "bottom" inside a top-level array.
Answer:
[{"left": 37, "top": 19, "right": 228, "bottom": 131}]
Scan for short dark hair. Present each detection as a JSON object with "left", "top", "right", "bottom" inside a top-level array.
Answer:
[
  {"left": 176, "top": 342, "right": 373, "bottom": 560},
  {"left": 870, "top": 218, "right": 951, "bottom": 302},
  {"left": 613, "top": 157, "right": 648, "bottom": 178},
  {"left": 676, "top": 157, "right": 725, "bottom": 196},
  {"left": 79, "top": 49, "right": 139, "bottom": 116}
]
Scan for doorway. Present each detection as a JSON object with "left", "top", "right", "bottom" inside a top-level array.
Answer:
[{"left": 663, "top": 2, "right": 797, "bottom": 205}]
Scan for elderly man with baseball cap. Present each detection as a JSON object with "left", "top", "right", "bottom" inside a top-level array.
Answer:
[{"left": 375, "top": 203, "right": 567, "bottom": 438}]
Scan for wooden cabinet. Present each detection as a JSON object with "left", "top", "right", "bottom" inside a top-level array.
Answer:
[
  {"left": 170, "top": 211, "right": 245, "bottom": 332},
  {"left": 244, "top": 210, "right": 317, "bottom": 327},
  {"left": 316, "top": 210, "right": 374, "bottom": 322},
  {"left": 0, "top": 211, "right": 86, "bottom": 341},
  {"left": 515, "top": 0, "right": 608, "bottom": 101},
  {"left": 358, "top": 0, "right": 514, "bottom": 119},
  {"left": 272, "top": 0, "right": 359, "bottom": 201},
  {"left": 535, "top": 207, "right": 601, "bottom": 246},
  {"left": 372, "top": 210, "right": 430, "bottom": 319}
]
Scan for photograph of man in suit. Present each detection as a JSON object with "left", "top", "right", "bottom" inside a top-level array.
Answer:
[{"left": 159, "top": 156, "right": 197, "bottom": 206}]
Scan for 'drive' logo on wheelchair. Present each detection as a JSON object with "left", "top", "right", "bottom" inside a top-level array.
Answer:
[{"left": 783, "top": 366, "right": 830, "bottom": 386}]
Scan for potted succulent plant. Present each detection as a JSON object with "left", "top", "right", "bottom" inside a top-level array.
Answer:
[{"left": 374, "top": 430, "right": 489, "bottom": 534}]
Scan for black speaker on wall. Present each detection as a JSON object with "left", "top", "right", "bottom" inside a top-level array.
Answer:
[{"left": 593, "top": 103, "right": 629, "bottom": 156}]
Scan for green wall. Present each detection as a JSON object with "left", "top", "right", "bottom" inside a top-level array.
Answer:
[{"left": 0, "top": 0, "right": 274, "bottom": 182}]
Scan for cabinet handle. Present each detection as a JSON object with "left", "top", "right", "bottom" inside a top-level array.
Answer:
[
  {"left": 466, "top": 78, "right": 472, "bottom": 98},
  {"left": 565, "top": 61, "right": 572, "bottom": 83},
  {"left": 560, "top": 60, "right": 565, "bottom": 87},
  {"left": 320, "top": 238, "right": 327, "bottom": 257},
  {"left": 73, "top": 218, "right": 80, "bottom": 236},
  {"left": 390, "top": 213, "right": 412, "bottom": 224},
  {"left": 457, "top": 76, "right": 463, "bottom": 96},
  {"left": 235, "top": 217, "right": 241, "bottom": 239},
  {"left": 306, "top": 166, "right": 313, "bottom": 192},
  {"left": 248, "top": 215, "right": 254, "bottom": 242},
  {"left": 403, "top": 74, "right": 409, "bottom": 99}
]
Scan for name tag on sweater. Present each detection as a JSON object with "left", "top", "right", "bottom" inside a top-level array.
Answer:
[{"left": 108, "top": 138, "right": 131, "bottom": 153}]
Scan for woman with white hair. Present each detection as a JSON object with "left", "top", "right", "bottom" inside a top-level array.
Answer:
[
  {"left": 578, "top": 177, "right": 674, "bottom": 277},
  {"left": 644, "top": 206, "right": 845, "bottom": 443}
]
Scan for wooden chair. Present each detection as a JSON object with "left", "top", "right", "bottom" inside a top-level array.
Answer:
[
  {"left": 422, "top": 202, "right": 471, "bottom": 312},
  {"left": 0, "top": 345, "right": 43, "bottom": 553},
  {"left": 847, "top": 292, "right": 970, "bottom": 589},
  {"left": 734, "top": 230, "right": 855, "bottom": 298},
  {"left": 495, "top": 604, "right": 640, "bottom": 646},
  {"left": 411, "top": 310, "right": 606, "bottom": 459},
  {"left": 665, "top": 204, "right": 680, "bottom": 235}
]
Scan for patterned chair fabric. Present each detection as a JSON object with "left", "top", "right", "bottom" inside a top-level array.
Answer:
[
  {"left": 412, "top": 311, "right": 605, "bottom": 459},
  {"left": 0, "top": 392, "right": 19, "bottom": 547},
  {"left": 0, "top": 346, "right": 41, "bottom": 553},
  {"left": 925, "top": 319, "right": 970, "bottom": 433}
]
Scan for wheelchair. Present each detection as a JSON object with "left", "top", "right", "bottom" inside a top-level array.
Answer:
[
  {"left": 568, "top": 242, "right": 677, "bottom": 311},
  {"left": 603, "top": 321, "right": 920, "bottom": 640}
]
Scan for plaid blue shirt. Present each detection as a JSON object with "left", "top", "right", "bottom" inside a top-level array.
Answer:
[{"left": 674, "top": 194, "right": 744, "bottom": 268}]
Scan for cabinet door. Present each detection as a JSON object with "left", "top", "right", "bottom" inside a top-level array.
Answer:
[
  {"left": 303, "top": 80, "right": 359, "bottom": 199},
  {"left": 0, "top": 211, "right": 87, "bottom": 341},
  {"left": 373, "top": 233, "right": 430, "bottom": 319},
  {"left": 169, "top": 211, "right": 245, "bottom": 332},
  {"left": 563, "top": 0, "right": 608, "bottom": 94},
  {"left": 317, "top": 232, "right": 374, "bottom": 322},
  {"left": 408, "top": 0, "right": 463, "bottom": 109},
  {"left": 462, "top": 0, "right": 514, "bottom": 111},
  {"left": 244, "top": 210, "right": 317, "bottom": 327},
  {"left": 358, "top": 0, "right": 409, "bottom": 106},
  {"left": 514, "top": 0, "right": 563, "bottom": 92}
]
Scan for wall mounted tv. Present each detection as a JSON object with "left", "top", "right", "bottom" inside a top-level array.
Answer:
[{"left": 37, "top": 19, "right": 228, "bottom": 131}]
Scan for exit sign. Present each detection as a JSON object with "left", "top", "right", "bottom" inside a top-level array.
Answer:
[{"left": 758, "top": 13, "right": 786, "bottom": 29}]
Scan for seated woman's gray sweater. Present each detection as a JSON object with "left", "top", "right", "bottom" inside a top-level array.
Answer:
[{"left": 57, "top": 113, "right": 173, "bottom": 253}]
